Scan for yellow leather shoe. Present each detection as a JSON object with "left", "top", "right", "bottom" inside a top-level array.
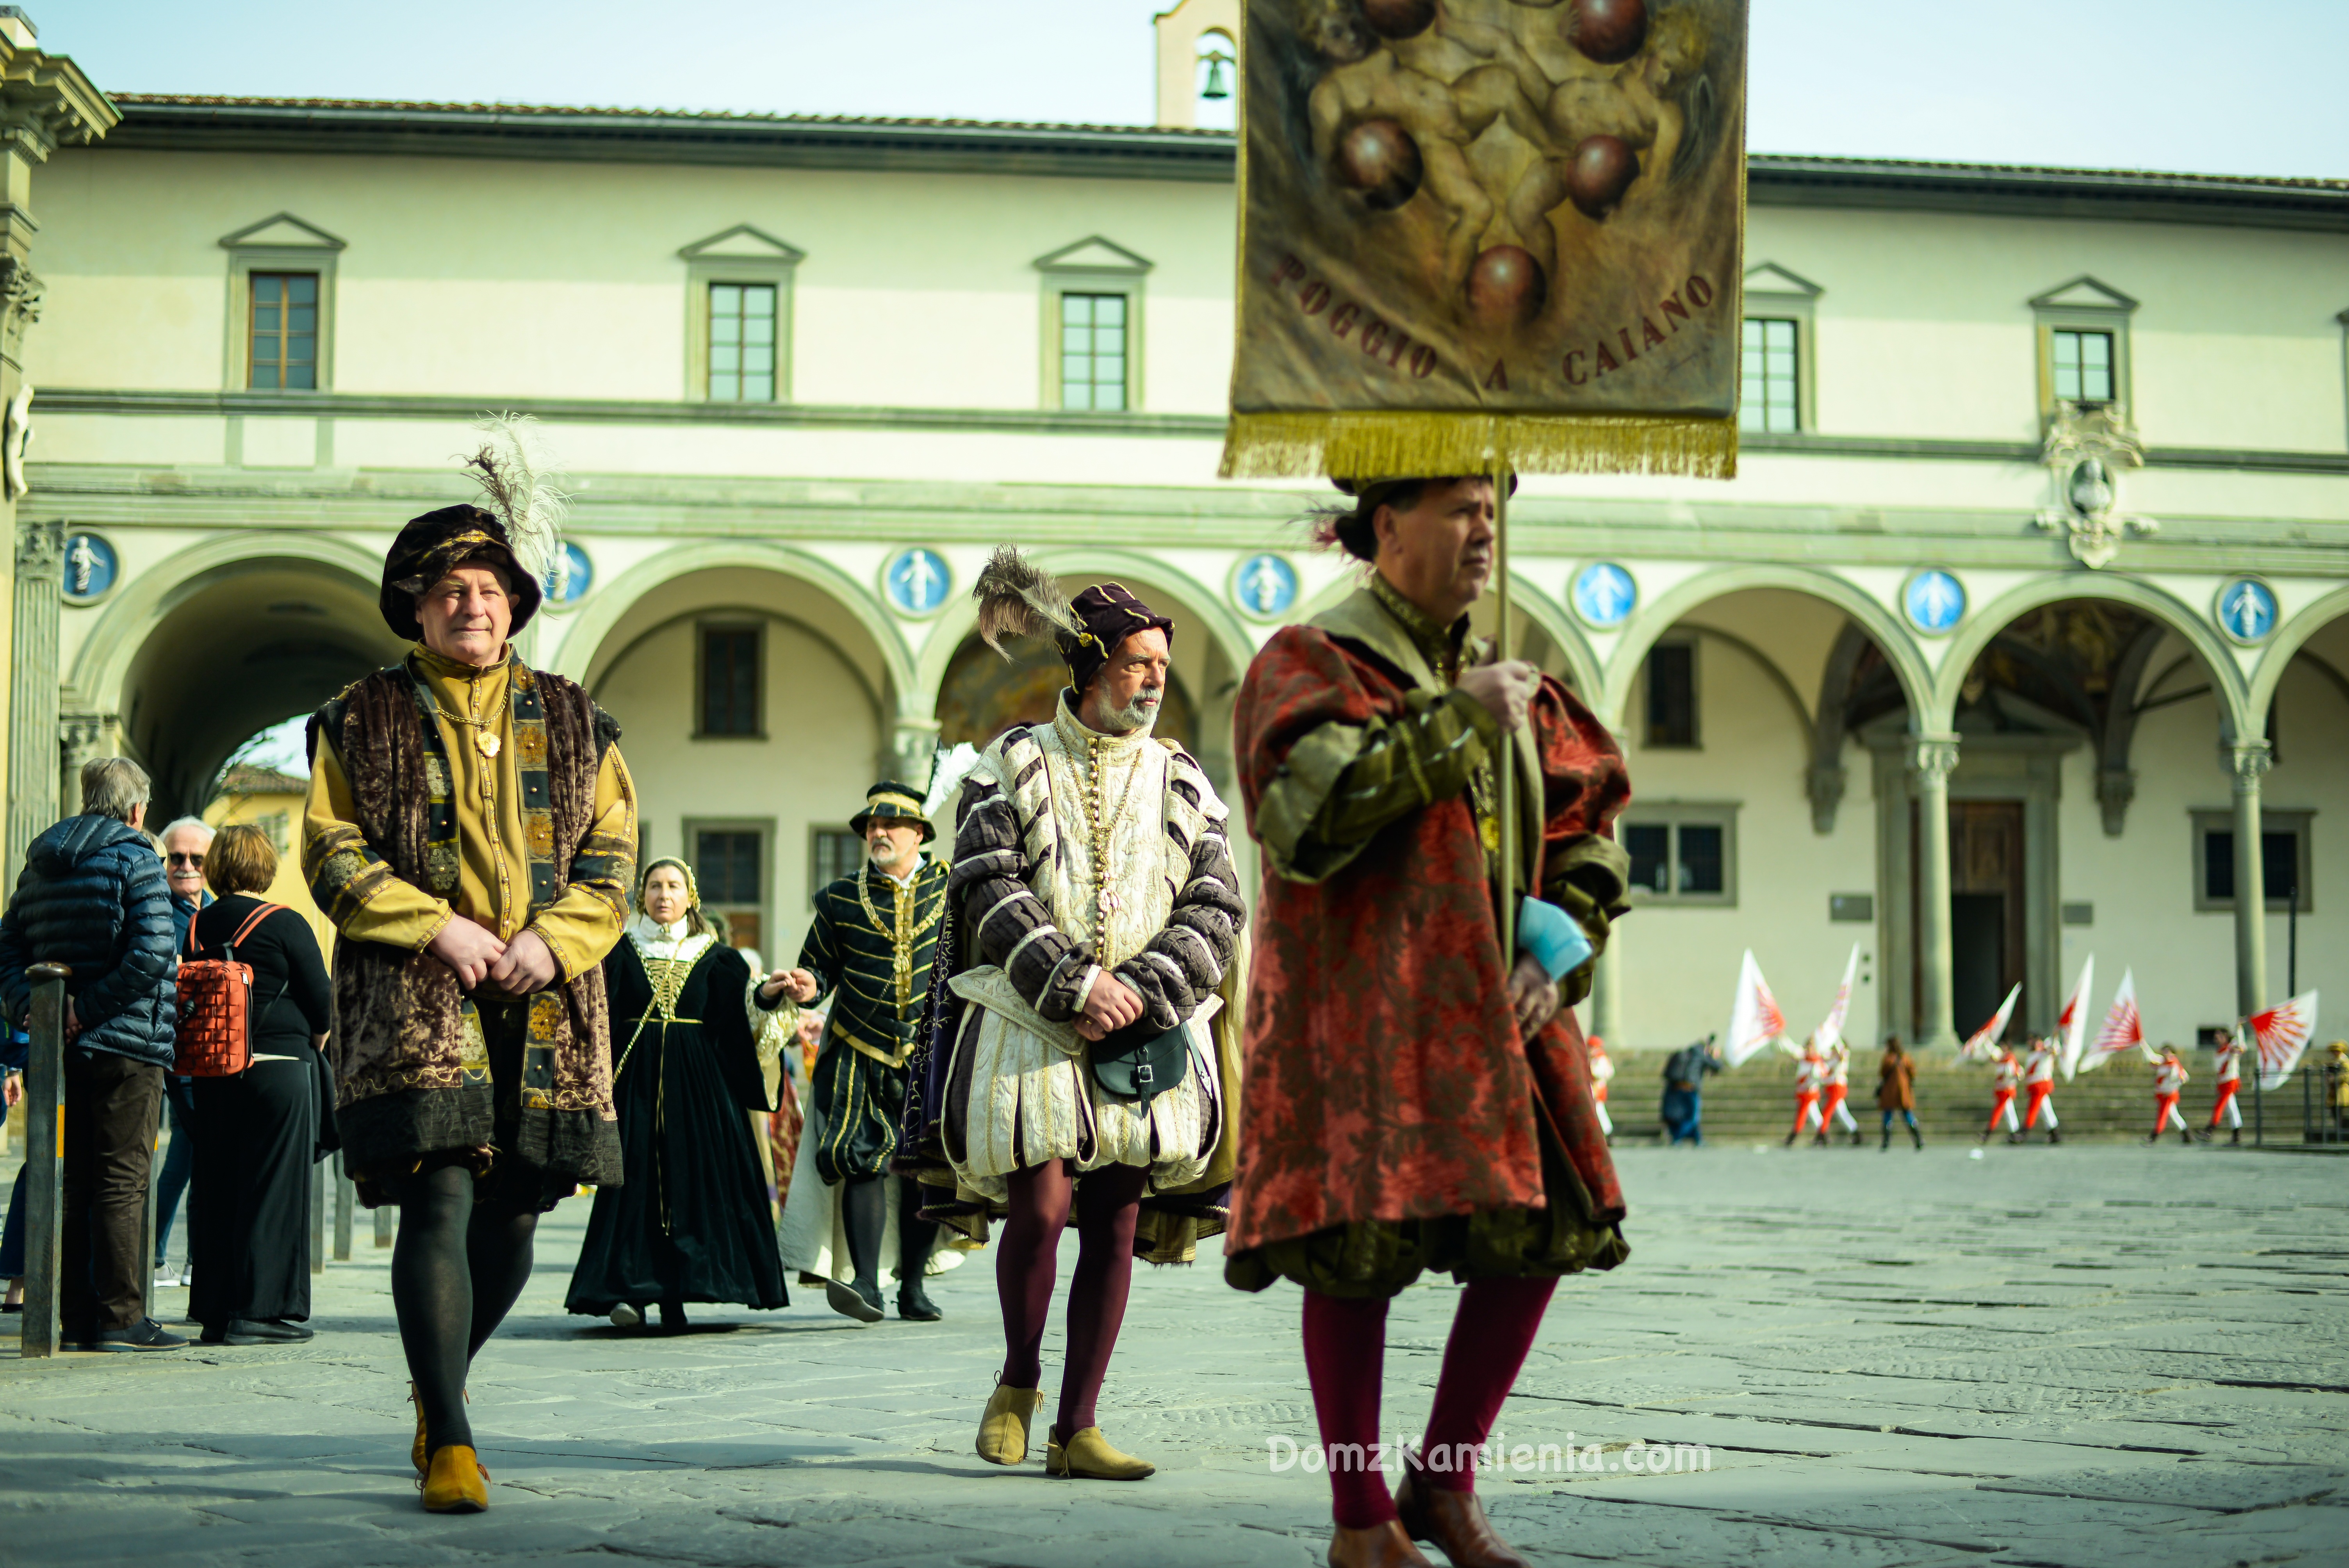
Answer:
[
  {"left": 1045, "top": 1425, "right": 1155, "bottom": 1480},
  {"left": 421, "top": 1445, "right": 490, "bottom": 1513},
  {"left": 410, "top": 1383, "right": 468, "bottom": 1477},
  {"left": 976, "top": 1381, "right": 1044, "bottom": 1466}
]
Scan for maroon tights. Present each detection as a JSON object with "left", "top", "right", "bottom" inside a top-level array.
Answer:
[
  {"left": 1301, "top": 1277, "right": 1558, "bottom": 1529},
  {"left": 996, "top": 1158, "right": 1149, "bottom": 1441}
]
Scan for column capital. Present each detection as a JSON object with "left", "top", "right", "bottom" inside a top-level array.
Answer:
[
  {"left": 13, "top": 512, "right": 58, "bottom": 575},
  {"left": 2224, "top": 739, "right": 2272, "bottom": 790},
  {"left": 1905, "top": 732, "right": 1960, "bottom": 782}
]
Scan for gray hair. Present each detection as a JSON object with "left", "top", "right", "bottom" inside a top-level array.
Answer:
[
  {"left": 81, "top": 757, "right": 152, "bottom": 823},
  {"left": 157, "top": 816, "right": 215, "bottom": 847}
]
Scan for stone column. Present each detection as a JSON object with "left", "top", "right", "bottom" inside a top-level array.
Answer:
[
  {"left": 887, "top": 715, "right": 940, "bottom": 791},
  {"left": 5, "top": 516, "right": 59, "bottom": 884},
  {"left": 2226, "top": 739, "right": 2271, "bottom": 1018},
  {"left": 1908, "top": 733, "right": 1960, "bottom": 1050},
  {"left": 55, "top": 711, "right": 109, "bottom": 823},
  {"left": 1589, "top": 927, "right": 1622, "bottom": 1048}
]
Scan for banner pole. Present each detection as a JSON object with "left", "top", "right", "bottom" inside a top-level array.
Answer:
[{"left": 1495, "top": 465, "right": 1516, "bottom": 968}]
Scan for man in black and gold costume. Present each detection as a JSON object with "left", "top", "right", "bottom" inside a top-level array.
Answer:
[{"left": 774, "top": 781, "right": 951, "bottom": 1323}]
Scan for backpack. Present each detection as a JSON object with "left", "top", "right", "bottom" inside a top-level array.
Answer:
[{"left": 173, "top": 902, "right": 287, "bottom": 1078}]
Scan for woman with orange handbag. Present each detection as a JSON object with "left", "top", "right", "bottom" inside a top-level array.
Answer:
[{"left": 185, "top": 824, "right": 333, "bottom": 1345}]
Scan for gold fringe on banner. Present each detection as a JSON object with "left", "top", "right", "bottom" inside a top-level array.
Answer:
[{"left": 1219, "top": 409, "right": 1738, "bottom": 482}]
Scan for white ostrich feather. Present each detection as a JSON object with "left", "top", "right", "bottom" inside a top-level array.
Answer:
[{"left": 462, "top": 411, "right": 569, "bottom": 580}]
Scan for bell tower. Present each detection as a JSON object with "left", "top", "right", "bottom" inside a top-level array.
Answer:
[{"left": 1153, "top": 0, "right": 1241, "bottom": 130}]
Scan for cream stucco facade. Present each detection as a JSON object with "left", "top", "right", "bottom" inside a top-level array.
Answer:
[{"left": 9, "top": 70, "right": 2347, "bottom": 1061}]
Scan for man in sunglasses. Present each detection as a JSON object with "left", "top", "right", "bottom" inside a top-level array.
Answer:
[{"left": 155, "top": 818, "right": 215, "bottom": 1288}]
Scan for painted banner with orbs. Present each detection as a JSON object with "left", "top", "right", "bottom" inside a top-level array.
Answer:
[{"left": 1221, "top": 0, "right": 1749, "bottom": 480}]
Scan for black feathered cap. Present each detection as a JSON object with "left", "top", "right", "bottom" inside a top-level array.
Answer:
[{"left": 379, "top": 504, "right": 542, "bottom": 641}]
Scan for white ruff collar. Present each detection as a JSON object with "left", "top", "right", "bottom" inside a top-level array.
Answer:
[{"left": 627, "top": 912, "right": 716, "bottom": 966}]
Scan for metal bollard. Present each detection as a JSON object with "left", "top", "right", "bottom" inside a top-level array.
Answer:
[
  {"left": 332, "top": 1151, "right": 353, "bottom": 1261},
  {"left": 309, "top": 1159, "right": 326, "bottom": 1274},
  {"left": 21, "top": 963, "right": 70, "bottom": 1358},
  {"left": 373, "top": 1202, "right": 394, "bottom": 1249}
]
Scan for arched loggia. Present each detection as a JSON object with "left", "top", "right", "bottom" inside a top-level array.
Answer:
[{"left": 71, "top": 536, "right": 406, "bottom": 823}]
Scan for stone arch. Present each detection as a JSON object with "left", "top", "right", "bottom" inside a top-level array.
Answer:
[
  {"left": 1934, "top": 576, "right": 2252, "bottom": 742},
  {"left": 1602, "top": 565, "right": 1932, "bottom": 733},
  {"left": 552, "top": 539, "right": 916, "bottom": 723},
  {"left": 567, "top": 548, "right": 916, "bottom": 962},
  {"left": 2248, "top": 583, "right": 2349, "bottom": 720},
  {"left": 66, "top": 532, "right": 406, "bottom": 821}
]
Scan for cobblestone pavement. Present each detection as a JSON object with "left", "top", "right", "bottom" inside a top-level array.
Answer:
[{"left": 3, "top": 1146, "right": 2344, "bottom": 1566}]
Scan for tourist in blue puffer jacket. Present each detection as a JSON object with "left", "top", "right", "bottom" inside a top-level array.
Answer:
[{"left": 0, "top": 756, "right": 185, "bottom": 1351}]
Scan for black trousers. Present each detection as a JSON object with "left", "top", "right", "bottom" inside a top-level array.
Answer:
[
  {"left": 189, "top": 1057, "right": 316, "bottom": 1327},
  {"left": 61, "top": 1048, "right": 163, "bottom": 1335}
]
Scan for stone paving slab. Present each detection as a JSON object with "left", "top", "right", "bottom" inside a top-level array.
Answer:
[{"left": 2, "top": 1146, "right": 2344, "bottom": 1566}]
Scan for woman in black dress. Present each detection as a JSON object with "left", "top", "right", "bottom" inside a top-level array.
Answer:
[
  {"left": 566, "top": 858, "right": 793, "bottom": 1330},
  {"left": 187, "top": 824, "right": 334, "bottom": 1345}
]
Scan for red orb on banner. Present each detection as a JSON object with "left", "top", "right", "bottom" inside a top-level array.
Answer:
[
  {"left": 1568, "top": 135, "right": 1640, "bottom": 218},
  {"left": 1467, "top": 246, "right": 1546, "bottom": 326},
  {"left": 1335, "top": 119, "right": 1425, "bottom": 211},
  {"left": 1360, "top": 0, "right": 1438, "bottom": 40},
  {"left": 1569, "top": 0, "right": 1648, "bottom": 64}
]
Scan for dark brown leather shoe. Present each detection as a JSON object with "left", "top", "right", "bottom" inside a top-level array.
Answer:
[
  {"left": 1326, "top": 1519, "right": 1433, "bottom": 1568},
  {"left": 1394, "top": 1471, "right": 1531, "bottom": 1568}
]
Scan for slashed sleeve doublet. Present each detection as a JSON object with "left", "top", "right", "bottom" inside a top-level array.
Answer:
[{"left": 950, "top": 755, "right": 1093, "bottom": 1023}]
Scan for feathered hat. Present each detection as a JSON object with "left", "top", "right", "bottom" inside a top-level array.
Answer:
[
  {"left": 970, "top": 546, "right": 1172, "bottom": 693},
  {"left": 380, "top": 413, "right": 569, "bottom": 641}
]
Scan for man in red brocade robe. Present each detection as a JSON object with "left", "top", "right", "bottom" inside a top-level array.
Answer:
[{"left": 1228, "top": 476, "right": 1633, "bottom": 1568}]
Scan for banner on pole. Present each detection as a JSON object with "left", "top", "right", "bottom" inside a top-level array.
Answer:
[
  {"left": 2056, "top": 954, "right": 2094, "bottom": 1082},
  {"left": 1221, "top": 0, "right": 1749, "bottom": 481},
  {"left": 1812, "top": 944, "right": 1858, "bottom": 1057},
  {"left": 1958, "top": 983, "right": 2021, "bottom": 1062},
  {"left": 2080, "top": 968, "right": 2149, "bottom": 1072},
  {"left": 2248, "top": 990, "right": 2318, "bottom": 1092},
  {"left": 1723, "top": 948, "right": 1787, "bottom": 1068}
]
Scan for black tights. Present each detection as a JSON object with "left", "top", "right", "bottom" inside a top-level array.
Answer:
[
  {"left": 842, "top": 1173, "right": 941, "bottom": 1292},
  {"left": 997, "top": 1160, "right": 1148, "bottom": 1441},
  {"left": 391, "top": 1164, "right": 541, "bottom": 1456}
]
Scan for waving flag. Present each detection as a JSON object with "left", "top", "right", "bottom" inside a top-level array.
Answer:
[
  {"left": 1958, "top": 983, "right": 2022, "bottom": 1062},
  {"left": 2080, "top": 968, "right": 2148, "bottom": 1071},
  {"left": 1813, "top": 944, "right": 1859, "bottom": 1057},
  {"left": 1724, "top": 949, "right": 1789, "bottom": 1068},
  {"left": 2249, "top": 991, "right": 2319, "bottom": 1091},
  {"left": 2056, "top": 955, "right": 2095, "bottom": 1081}
]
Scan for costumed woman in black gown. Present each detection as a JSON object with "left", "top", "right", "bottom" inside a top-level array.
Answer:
[{"left": 565, "top": 857, "right": 794, "bottom": 1330}]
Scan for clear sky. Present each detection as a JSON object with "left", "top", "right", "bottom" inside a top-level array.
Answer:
[{"left": 46, "top": 0, "right": 2349, "bottom": 180}]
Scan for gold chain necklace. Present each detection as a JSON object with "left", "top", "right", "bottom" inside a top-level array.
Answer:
[
  {"left": 422, "top": 677, "right": 504, "bottom": 759},
  {"left": 855, "top": 868, "right": 920, "bottom": 1014},
  {"left": 1082, "top": 736, "right": 1144, "bottom": 955}
]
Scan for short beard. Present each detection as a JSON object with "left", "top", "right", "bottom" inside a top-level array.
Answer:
[{"left": 1102, "top": 687, "right": 1162, "bottom": 733}]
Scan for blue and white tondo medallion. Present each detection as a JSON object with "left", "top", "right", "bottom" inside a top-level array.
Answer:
[
  {"left": 1570, "top": 562, "right": 1637, "bottom": 629},
  {"left": 2215, "top": 577, "right": 2278, "bottom": 645},
  {"left": 1232, "top": 553, "right": 1299, "bottom": 619},
  {"left": 544, "top": 542, "right": 593, "bottom": 607},
  {"left": 61, "top": 532, "right": 118, "bottom": 604},
  {"left": 885, "top": 548, "right": 952, "bottom": 615},
  {"left": 1902, "top": 569, "right": 1966, "bottom": 636}
]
